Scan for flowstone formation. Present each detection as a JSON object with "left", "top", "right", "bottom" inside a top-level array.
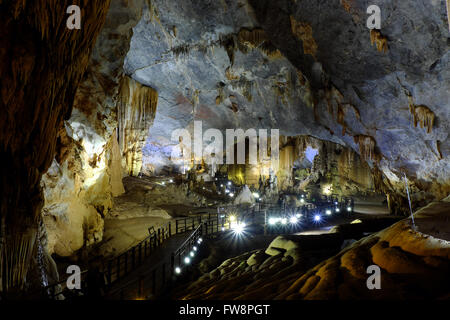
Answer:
[{"left": 41, "top": 0, "right": 147, "bottom": 259}]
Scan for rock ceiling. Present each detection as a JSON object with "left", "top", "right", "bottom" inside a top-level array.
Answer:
[{"left": 125, "top": 0, "right": 449, "bottom": 199}]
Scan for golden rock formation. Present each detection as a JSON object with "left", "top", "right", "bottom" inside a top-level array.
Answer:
[
  {"left": 290, "top": 16, "right": 318, "bottom": 57},
  {"left": 118, "top": 76, "right": 158, "bottom": 177}
]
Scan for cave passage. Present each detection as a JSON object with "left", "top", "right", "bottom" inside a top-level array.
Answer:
[{"left": 0, "top": 0, "right": 449, "bottom": 304}]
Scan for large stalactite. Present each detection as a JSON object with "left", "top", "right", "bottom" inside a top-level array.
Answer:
[
  {"left": 118, "top": 76, "right": 158, "bottom": 177},
  {"left": 0, "top": 0, "right": 111, "bottom": 293}
]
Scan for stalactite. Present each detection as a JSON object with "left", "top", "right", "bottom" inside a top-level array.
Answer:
[
  {"left": 370, "top": 29, "right": 388, "bottom": 53},
  {"left": 411, "top": 105, "right": 435, "bottom": 134},
  {"left": 353, "top": 135, "right": 380, "bottom": 162},
  {"left": 117, "top": 76, "right": 158, "bottom": 177},
  {"left": 447, "top": 0, "right": 450, "bottom": 32},
  {"left": 237, "top": 28, "right": 267, "bottom": 48},
  {"left": 289, "top": 16, "right": 318, "bottom": 57},
  {"left": 337, "top": 104, "right": 347, "bottom": 135}
]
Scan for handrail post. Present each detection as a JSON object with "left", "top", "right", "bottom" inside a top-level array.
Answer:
[
  {"left": 152, "top": 269, "right": 156, "bottom": 295},
  {"left": 176, "top": 219, "right": 179, "bottom": 234},
  {"left": 139, "top": 243, "right": 142, "bottom": 264},
  {"left": 107, "top": 261, "right": 112, "bottom": 285},
  {"left": 169, "top": 222, "right": 172, "bottom": 237},
  {"left": 117, "top": 256, "right": 121, "bottom": 280},
  {"left": 138, "top": 276, "right": 144, "bottom": 298}
]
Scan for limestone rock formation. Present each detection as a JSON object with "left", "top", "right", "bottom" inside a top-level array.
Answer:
[{"left": 40, "top": 0, "right": 145, "bottom": 257}]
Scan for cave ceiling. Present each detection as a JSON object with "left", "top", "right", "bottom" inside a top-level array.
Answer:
[{"left": 124, "top": 0, "right": 449, "bottom": 191}]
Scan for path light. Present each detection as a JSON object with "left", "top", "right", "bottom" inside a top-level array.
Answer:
[
  {"left": 253, "top": 192, "right": 260, "bottom": 199},
  {"left": 314, "top": 214, "right": 322, "bottom": 222},
  {"left": 347, "top": 207, "right": 352, "bottom": 212},
  {"left": 326, "top": 209, "right": 332, "bottom": 215},
  {"left": 232, "top": 222, "right": 246, "bottom": 235},
  {"left": 221, "top": 227, "right": 225, "bottom": 231},
  {"left": 289, "top": 216, "right": 298, "bottom": 224},
  {"left": 184, "top": 257, "right": 191, "bottom": 264},
  {"left": 190, "top": 251, "right": 195, "bottom": 257},
  {"left": 300, "top": 198, "right": 305, "bottom": 203},
  {"left": 268, "top": 217, "right": 277, "bottom": 225},
  {"left": 225, "top": 189, "right": 230, "bottom": 193},
  {"left": 229, "top": 215, "right": 236, "bottom": 222},
  {"left": 295, "top": 213, "right": 302, "bottom": 218},
  {"left": 334, "top": 201, "right": 338, "bottom": 205},
  {"left": 169, "top": 179, "right": 174, "bottom": 183},
  {"left": 220, "top": 184, "right": 223, "bottom": 187},
  {"left": 193, "top": 246, "right": 197, "bottom": 251},
  {"left": 229, "top": 193, "right": 234, "bottom": 197},
  {"left": 227, "top": 181, "right": 232, "bottom": 186},
  {"left": 335, "top": 208, "right": 340, "bottom": 212},
  {"left": 161, "top": 181, "right": 165, "bottom": 185},
  {"left": 281, "top": 218, "right": 287, "bottom": 225},
  {"left": 175, "top": 267, "right": 181, "bottom": 274}
]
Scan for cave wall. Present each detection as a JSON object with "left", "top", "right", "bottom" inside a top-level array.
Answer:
[
  {"left": 40, "top": 0, "right": 146, "bottom": 258},
  {"left": 0, "top": 0, "right": 111, "bottom": 292}
]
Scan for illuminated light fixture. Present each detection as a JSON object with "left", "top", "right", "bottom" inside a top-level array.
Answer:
[
  {"left": 190, "top": 251, "right": 195, "bottom": 257},
  {"left": 334, "top": 201, "right": 338, "bottom": 205},
  {"left": 227, "top": 181, "right": 232, "bottom": 186},
  {"left": 162, "top": 182, "right": 165, "bottom": 185},
  {"left": 184, "top": 257, "right": 191, "bottom": 264},
  {"left": 202, "top": 187, "right": 205, "bottom": 190},
  {"left": 225, "top": 189, "right": 230, "bottom": 194},
  {"left": 175, "top": 267, "right": 181, "bottom": 274},
  {"left": 301, "top": 194, "right": 305, "bottom": 198},
  {"left": 300, "top": 198, "right": 305, "bottom": 203},
  {"left": 229, "top": 215, "right": 236, "bottom": 222},
  {"left": 268, "top": 218, "right": 277, "bottom": 225},
  {"left": 220, "top": 184, "right": 223, "bottom": 187},
  {"left": 322, "top": 184, "right": 332, "bottom": 196},
  {"left": 289, "top": 216, "right": 298, "bottom": 224},
  {"left": 326, "top": 209, "right": 332, "bottom": 215},
  {"left": 314, "top": 214, "right": 321, "bottom": 222},
  {"left": 199, "top": 238, "right": 203, "bottom": 242},
  {"left": 335, "top": 208, "right": 340, "bottom": 212},
  {"left": 347, "top": 207, "right": 352, "bottom": 212},
  {"left": 253, "top": 193, "right": 260, "bottom": 199},
  {"left": 170, "top": 179, "right": 174, "bottom": 183},
  {"left": 232, "top": 222, "right": 246, "bottom": 234},
  {"left": 221, "top": 227, "right": 225, "bottom": 231},
  {"left": 220, "top": 215, "right": 225, "bottom": 218},
  {"left": 296, "top": 213, "right": 302, "bottom": 218},
  {"left": 193, "top": 246, "right": 197, "bottom": 251},
  {"left": 281, "top": 218, "right": 287, "bottom": 225},
  {"left": 229, "top": 193, "right": 234, "bottom": 197}
]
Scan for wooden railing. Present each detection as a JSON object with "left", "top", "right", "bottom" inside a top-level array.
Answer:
[{"left": 42, "top": 196, "right": 354, "bottom": 299}]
